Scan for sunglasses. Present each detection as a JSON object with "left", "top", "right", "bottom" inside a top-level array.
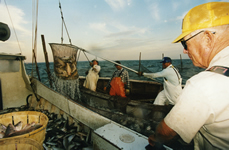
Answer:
[{"left": 181, "top": 30, "right": 215, "bottom": 50}]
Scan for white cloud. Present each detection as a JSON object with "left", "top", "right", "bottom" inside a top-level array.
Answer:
[
  {"left": 89, "top": 20, "right": 148, "bottom": 39},
  {"left": 0, "top": 4, "right": 29, "bottom": 35},
  {"left": 105, "top": 0, "right": 132, "bottom": 11},
  {"left": 89, "top": 22, "right": 110, "bottom": 34}
]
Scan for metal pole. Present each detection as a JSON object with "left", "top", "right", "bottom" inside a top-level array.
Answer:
[
  {"left": 77, "top": 46, "right": 162, "bottom": 83},
  {"left": 79, "top": 47, "right": 138, "bottom": 73}
]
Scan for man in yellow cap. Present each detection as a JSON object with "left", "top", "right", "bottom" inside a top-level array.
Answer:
[{"left": 148, "top": 2, "right": 229, "bottom": 149}]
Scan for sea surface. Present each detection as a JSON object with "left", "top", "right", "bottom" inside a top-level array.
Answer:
[{"left": 25, "top": 59, "right": 205, "bottom": 86}]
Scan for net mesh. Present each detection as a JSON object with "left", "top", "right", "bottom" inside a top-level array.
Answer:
[
  {"left": 50, "top": 43, "right": 79, "bottom": 80},
  {"left": 49, "top": 43, "right": 81, "bottom": 100}
]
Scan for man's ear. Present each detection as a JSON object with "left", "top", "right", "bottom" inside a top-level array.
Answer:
[{"left": 204, "top": 30, "right": 215, "bottom": 49}]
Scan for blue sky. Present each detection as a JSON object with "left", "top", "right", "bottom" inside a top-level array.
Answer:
[{"left": 1, "top": 0, "right": 229, "bottom": 62}]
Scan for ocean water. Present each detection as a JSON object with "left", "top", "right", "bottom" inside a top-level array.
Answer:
[{"left": 25, "top": 59, "right": 205, "bottom": 86}]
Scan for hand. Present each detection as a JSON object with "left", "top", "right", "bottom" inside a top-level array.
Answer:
[
  {"left": 136, "top": 72, "right": 143, "bottom": 76},
  {"left": 148, "top": 134, "right": 156, "bottom": 147},
  {"left": 89, "top": 62, "right": 93, "bottom": 67},
  {"left": 125, "top": 89, "right": 130, "bottom": 95}
]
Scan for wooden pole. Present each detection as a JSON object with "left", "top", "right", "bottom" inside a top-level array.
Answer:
[{"left": 41, "top": 35, "right": 53, "bottom": 88}]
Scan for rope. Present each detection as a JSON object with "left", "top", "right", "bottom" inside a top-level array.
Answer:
[
  {"left": 76, "top": 50, "right": 81, "bottom": 63},
  {"left": 82, "top": 51, "right": 91, "bottom": 63},
  {"left": 59, "top": 0, "right": 72, "bottom": 44},
  {"left": 31, "top": 0, "right": 41, "bottom": 81},
  {"left": 3, "top": 0, "right": 22, "bottom": 54}
]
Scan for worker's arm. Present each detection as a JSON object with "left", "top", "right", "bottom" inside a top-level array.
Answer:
[
  {"left": 148, "top": 119, "right": 178, "bottom": 146},
  {"left": 92, "top": 65, "right": 101, "bottom": 73}
]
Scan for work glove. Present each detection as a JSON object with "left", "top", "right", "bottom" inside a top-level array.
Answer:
[
  {"left": 136, "top": 72, "right": 143, "bottom": 76},
  {"left": 125, "top": 89, "right": 130, "bottom": 96}
]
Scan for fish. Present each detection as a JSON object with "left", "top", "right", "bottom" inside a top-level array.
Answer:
[
  {"left": 4, "top": 124, "right": 15, "bottom": 137},
  {"left": 14, "top": 121, "right": 23, "bottom": 131},
  {"left": 71, "top": 63, "right": 77, "bottom": 73},
  {"left": 63, "top": 135, "right": 69, "bottom": 150},
  {"left": 70, "top": 70, "right": 79, "bottom": 79},
  {"left": 55, "top": 67, "right": 66, "bottom": 74},
  {"left": 46, "top": 141, "right": 58, "bottom": 146},
  {"left": 66, "top": 63, "right": 71, "bottom": 76},
  {"left": 0, "top": 131, "right": 5, "bottom": 138},
  {"left": 9, "top": 123, "right": 43, "bottom": 137},
  {"left": 67, "top": 144, "right": 75, "bottom": 150},
  {"left": 55, "top": 68, "right": 68, "bottom": 78},
  {"left": 77, "top": 132, "right": 87, "bottom": 141},
  {"left": 55, "top": 57, "right": 66, "bottom": 67},
  {"left": 68, "top": 134, "right": 75, "bottom": 143},
  {"left": 23, "top": 121, "right": 36, "bottom": 130},
  {"left": 0, "top": 123, "right": 6, "bottom": 133},
  {"left": 43, "top": 143, "right": 53, "bottom": 150}
]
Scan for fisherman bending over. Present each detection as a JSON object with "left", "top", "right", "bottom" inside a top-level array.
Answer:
[
  {"left": 148, "top": 2, "right": 229, "bottom": 149},
  {"left": 137, "top": 57, "right": 182, "bottom": 105},
  {"left": 83, "top": 59, "right": 101, "bottom": 92},
  {"left": 104, "top": 61, "right": 130, "bottom": 97}
]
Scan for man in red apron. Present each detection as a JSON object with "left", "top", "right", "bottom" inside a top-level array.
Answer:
[{"left": 104, "top": 61, "right": 130, "bottom": 97}]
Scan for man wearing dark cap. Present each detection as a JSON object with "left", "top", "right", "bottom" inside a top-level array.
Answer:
[
  {"left": 138, "top": 57, "right": 182, "bottom": 106},
  {"left": 104, "top": 61, "right": 130, "bottom": 97}
]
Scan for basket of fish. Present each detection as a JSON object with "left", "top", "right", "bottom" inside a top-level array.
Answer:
[
  {"left": 50, "top": 43, "right": 79, "bottom": 80},
  {"left": 0, "top": 137, "right": 44, "bottom": 150},
  {"left": 0, "top": 111, "right": 48, "bottom": 145}
]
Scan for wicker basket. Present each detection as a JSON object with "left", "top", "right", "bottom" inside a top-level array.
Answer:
[
  {"left": 0, "top": 111, "right": 48, "bottom": 145},
  {"left": 0, "top": 137, "right": 44, "bottom": 150}
]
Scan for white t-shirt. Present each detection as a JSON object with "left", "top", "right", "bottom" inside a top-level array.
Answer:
[{"left": 165, "top": 47, "right": 229, "bottom": 149}]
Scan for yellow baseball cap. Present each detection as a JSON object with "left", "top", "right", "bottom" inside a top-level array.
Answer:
[{"left": 173, "top": 2, "right": 229, "bottom": 43}]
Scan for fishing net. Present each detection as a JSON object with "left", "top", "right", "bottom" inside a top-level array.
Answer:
[
  {"left": 51, "top": 72, "right": 81, "bottom": 100},
  {"left": 49, "top": 43, "right": 81, "bottom": 100},
  {"left": 50, "top": 43, "right": 79, "bottom": 80}
]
